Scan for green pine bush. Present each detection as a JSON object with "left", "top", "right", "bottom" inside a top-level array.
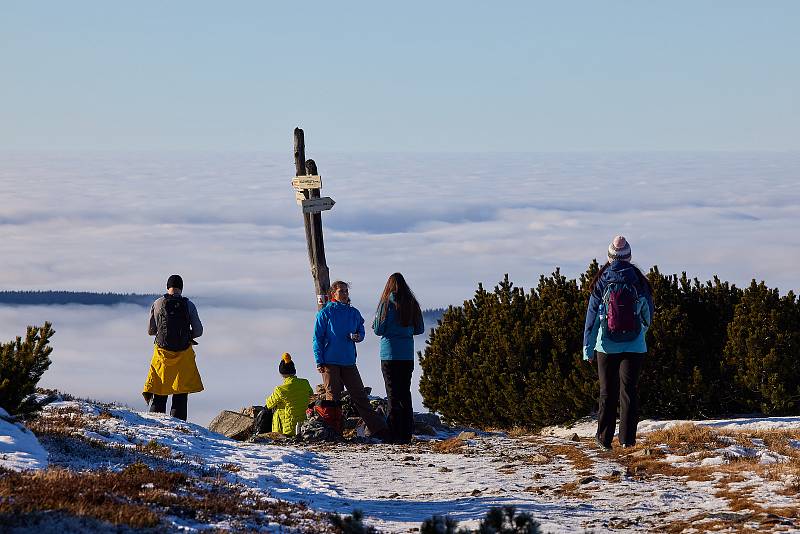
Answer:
[
  {"left": 724, "top": 282, "right": 800, "bottom": 414},
  {"left": 420, "top": 265, "right": 799, "bottom": 427},
  {"left": 0, "top": 322, "right": 55, "bottom": 415}
]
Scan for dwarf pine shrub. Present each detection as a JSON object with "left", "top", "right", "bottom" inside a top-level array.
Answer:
[
  {"left": 0, "top": 323, "right": 55, "bottom": 415},
  {"left": 420, "top": 265, "right": 800, "bottom": 427},
  {"left": 724, "top": 281, "right": 800, "bottom": 415},
  {"left": 420, "top": 507, "right": 541, "bottom": 534}
]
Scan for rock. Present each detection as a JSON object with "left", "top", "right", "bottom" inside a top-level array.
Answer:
[
  {"left": 470, "top": 489, "right": 482, "bottom": 496},
  {"left": 457, "top": 431, "right": 477, "bottom": 441},
  {"left": 414, "top": 412, "right": 444, "bottom": 429},
  {"left": 402, "top": 455, "right": 416, "bottom": 461},
  {"left": 239, "top": 405, "right": 264, "bottom": 418},
  {"left": 570, "top": 433, "right": 581, "bottom": 442},
  {"left": 579, "top": 476, "right": 599, "bottom": 485},
  {"left": 208, "top": 410, "right": 255, "bottom": 441},
  {"left": 414, "top": 422, "right": 436, "bottom": 436},
  {"left": 439, "top": 466, "right": 452, "bottom": 473}
]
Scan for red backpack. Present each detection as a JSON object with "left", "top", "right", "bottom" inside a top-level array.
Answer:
[{"left": 602, "top": 281, "right": 642, "bottom": 342}]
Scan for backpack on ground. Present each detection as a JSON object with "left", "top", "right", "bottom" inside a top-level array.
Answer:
[
  {"left": 252, "top": 406, "right": 273, "bottom": 436},
  {"left": 297, "top": 400, "right": 342, "bottom": 442},
  {"left": 601, "top": 281, "right": 642, "bottom": 342},
  {"left": 155, "top": 295, "right": 192, "bottom": 351},
  {"left": 310, "top": 399, "right": 343, "bottom": 434}
]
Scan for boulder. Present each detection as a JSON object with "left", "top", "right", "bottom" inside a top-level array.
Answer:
[
  {"left": 239, "top": 405, "right": 264, "bottom": 418},
  {"left": 414, "top": 412, "right": 444, "bottom": 429},
  {"left": 208, "top": 410, "right": 254, "bottom": 441}
]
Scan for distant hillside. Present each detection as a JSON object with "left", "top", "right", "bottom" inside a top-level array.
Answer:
[
  {"left": 0, "top": 291, "right": 159, "bottom": 307},
  {"left": 0, "top": 291, "right": 450, "bottom": 320}
]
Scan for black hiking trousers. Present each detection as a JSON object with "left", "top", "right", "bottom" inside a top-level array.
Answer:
[
  {"left": 149, "top": 393, "right": 188, "bottom": 421},
  {"left": 381, "top": 360, "right": 414, "bottom": 444},
  {"left": 596, "top": 352, "right": 644, "bottom": 447}
]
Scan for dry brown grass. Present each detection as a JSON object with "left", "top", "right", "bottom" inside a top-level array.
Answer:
[
  {"left": 431, "top": 437, "right": 466, "bottom": 454},
  {"left": 537, "top": 442, "right": 594, "bottom": 471},
  {"left": 506, "top": 426, "right": 533, "bottom": 438},
  {"left": 135, "top": 439, "right": 174, "bottom": 459},
  {"left": 26, "top": 406, "right": 89, "bottom": 436},
  {"left": 553, "top": 480, "right": 590, "bottom": 499},
  {"left": 218, "top": 463, "right": 241, "bottom": 473},
  {"left": 645, "top": 422, "right": 725, "bottom": 454},
  {"left": 624, "top": 424, "right": 800, "bottom": 531},
  {"left": 0, "top": 462, "right": 328, "bottom": 531}
]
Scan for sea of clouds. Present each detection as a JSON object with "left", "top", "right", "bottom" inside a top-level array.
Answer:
[{"left": 0, "top": 150, "right": 798, "bottom": 424}]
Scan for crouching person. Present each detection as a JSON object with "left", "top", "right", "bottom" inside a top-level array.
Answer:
[
  {"left": 266, "top": 353, "right": 313, "bottom": 436},
  {"left": 142, "top": 274, "right": 204, "bottom": 421}
]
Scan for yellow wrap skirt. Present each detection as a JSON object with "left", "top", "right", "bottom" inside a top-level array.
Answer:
[{"left": 142, "top": 345, "right": 204, "bottom": 402}]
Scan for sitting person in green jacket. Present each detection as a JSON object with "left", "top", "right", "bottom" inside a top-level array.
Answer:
[{"left": 266, "top": 353, "right": 314, "bottom": 436}]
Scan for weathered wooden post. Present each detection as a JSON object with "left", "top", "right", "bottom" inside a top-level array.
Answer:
[{"left": 292, "top": 127, "right": 334, "bottom": 310}]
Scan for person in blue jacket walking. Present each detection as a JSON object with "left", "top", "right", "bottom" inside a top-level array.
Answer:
[
  {"left": 373, "top": 273, "right": 425, "bottom": 444},
  {"left": 314, "top": 280, "right": 389, "bottom": 440},
  {"left": 583, "top": 236, "right": 654, "bottom": 450}
]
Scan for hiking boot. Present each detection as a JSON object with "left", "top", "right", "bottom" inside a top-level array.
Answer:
[{"left": 595, "top": 435, "right": 612, "bottom": 451}]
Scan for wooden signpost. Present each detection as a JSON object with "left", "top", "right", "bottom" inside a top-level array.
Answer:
[
  {"left": 292, "top": 175, "right": 322, "bottom": 189},
  {"left": 292, "top": 128, "right": 332, "bottom": 310},
  {"left": 301, "top": 197, "right": 335, "bottom": 214}
]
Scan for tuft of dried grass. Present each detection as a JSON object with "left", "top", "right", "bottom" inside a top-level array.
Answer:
[
  {"left": 507, "top": 426, "right": 532, "bottom": 438},
  {"left": 645, "top": 422, "right": 724, "bottom": 454},
  {"left": 537, "top": 443, "right": 594, "bottom": 471},
  {"left": 135, "top": 439, "right": 174, "bottom": 459},
  {"left": 219, "top": 463, "right": 241, "bottom": 473},
  {"left": 431, "top": 437, "right": 465, "bottom": 454}
]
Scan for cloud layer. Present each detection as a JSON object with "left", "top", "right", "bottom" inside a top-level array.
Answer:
[{"left": 1, "top": 151, "right": 798, "bottom": 423}]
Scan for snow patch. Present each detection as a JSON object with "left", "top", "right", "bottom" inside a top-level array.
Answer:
[{"left": 0, "top": 407, "right": 48, "bottom": 471}]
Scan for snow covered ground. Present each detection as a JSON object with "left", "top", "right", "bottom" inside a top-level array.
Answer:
[
  {"left": 0, "top": 407, "right": 48, "bottom": 471},
  {"left": 3, "top": 398, "right": 800, "bottom": 532}
]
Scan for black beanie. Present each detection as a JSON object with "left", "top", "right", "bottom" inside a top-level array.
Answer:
[
  {"left": 279, "top": 353, "right": 296, "bottom": 375},
  {"left": 166, "top": 274, "right": 183, "bottom": 290}
]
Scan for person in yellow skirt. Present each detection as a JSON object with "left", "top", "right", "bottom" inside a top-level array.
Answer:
[
  {"left": 266, "top": 353, "right": 313, "bottom": 436},
  {"left": 142, "top": 274, "right": 203, "bottom": 421}
]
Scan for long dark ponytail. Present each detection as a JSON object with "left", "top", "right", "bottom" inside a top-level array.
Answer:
[{"left": 378, "top": 272, "right": 422, "bottom": 327}]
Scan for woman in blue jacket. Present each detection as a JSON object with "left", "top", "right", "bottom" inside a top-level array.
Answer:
[
  {"left": 314, "top": 280, "right": 389, "bottom": 440},
  {"left": 373, "top": 273, "right": 424, "bottom": 444},
  {"left": 583, "top": 236, "right": 654, "bottom": 450}
]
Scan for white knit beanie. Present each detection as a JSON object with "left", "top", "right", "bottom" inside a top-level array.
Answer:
[{"left": 608, "top": 235, "right": 632, "bottom": 262}]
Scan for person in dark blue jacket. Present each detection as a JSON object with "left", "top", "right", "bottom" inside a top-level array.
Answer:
[
  {"left": 583, "top": 236, "right": 654, "bottom": 450},
  {"left": 314, "top": 280, "right": 389, "bottom": 440},
  {"left": 372, "top": 273, "right": 425, "bottom": 444}
]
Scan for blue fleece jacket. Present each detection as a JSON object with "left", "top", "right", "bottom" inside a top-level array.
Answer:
[
  {"left": 583, "top": 261, "right": 655, "bottom": 360},
  {"left": 372, "top": 293, "right": 425, "bottom": 361},
  {"left": 313, "top": 300, "right": 366, "bottom": 366}
]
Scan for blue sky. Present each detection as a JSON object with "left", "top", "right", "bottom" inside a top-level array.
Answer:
[{"left": 2, "top": 1, "right": 798, "bottom": 151}]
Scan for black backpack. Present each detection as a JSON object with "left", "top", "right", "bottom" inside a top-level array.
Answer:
[{"left": 155, "top": 295, "right": 192, "bottom": 351}]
